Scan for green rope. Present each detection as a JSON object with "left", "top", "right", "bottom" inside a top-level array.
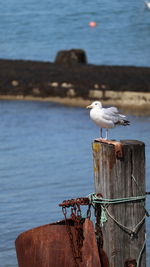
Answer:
[
  {"left": 88, "top": 192, "right": 146, "bottom": 205},
  {"left": 88, "top": 192, "right": 148, "bottom": 226},
  {"left": 88, "top": 191, "right": 148, "bottom": 265}
]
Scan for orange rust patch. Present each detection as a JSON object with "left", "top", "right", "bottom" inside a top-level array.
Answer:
[{"left": 94, "top": 139, "right": 123, "bottom": 158}]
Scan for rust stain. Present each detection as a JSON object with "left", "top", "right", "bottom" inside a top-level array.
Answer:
[
  {"left": 92, "top": 139, "right": 123, "bottom": 171},
  {"left": 113, "top": 142, "right": 123, "bottom": 158},
  {"left": 15, "top": 218, "right": 102, "bottom": 267},
  {"left": 93, "top": 139, "right": 123, "bottom": 159},
  {"left": 124, "top": 259, "right": 137, "bottom": 267}
]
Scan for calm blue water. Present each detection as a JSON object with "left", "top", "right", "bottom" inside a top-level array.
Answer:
[
  {"left": 0, "top": 0, "right": 150, "bottom": 66},
  {"left": 0, "top": 100, "right": 150, "bottom": 266},
  {"left": 0, "top": 1, "right": 150, "bottom": 265}
]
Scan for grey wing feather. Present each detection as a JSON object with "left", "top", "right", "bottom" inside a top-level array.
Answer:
[
  {"left": 102, "top": 107, "right": 130, "bottom": 125},
  {"left": 102, "top": 107, "right": 120, "bottom": 122}
]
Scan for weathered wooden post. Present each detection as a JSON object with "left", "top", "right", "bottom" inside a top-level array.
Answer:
[{"left": 92, "top": 140, "right": 146, "bottom": 266}]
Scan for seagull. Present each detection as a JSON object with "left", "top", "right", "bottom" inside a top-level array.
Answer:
[
  {"left": 86, "top": 101, "right": 130, "bottom": 140},
  {"left": 144, "top": 1, "right": 150, "bottom": 9}
]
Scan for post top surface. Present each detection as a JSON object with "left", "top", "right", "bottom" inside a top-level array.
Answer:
[
  {"left": 120, "top": 139, "right": 145, "bottom": 146},
  {"left": 93, "top": 139, "right": 145, "bottom": 146}
]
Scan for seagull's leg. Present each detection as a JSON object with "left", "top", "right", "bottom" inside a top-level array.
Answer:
[
  {"left": 100, "top": 128, "right": 103, "bottom": 138},
  {"left": 105, "top": 128, "right": 108, "bottom": 140}
]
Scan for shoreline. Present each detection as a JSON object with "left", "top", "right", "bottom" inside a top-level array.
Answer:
[
  {"left": 0, "top": 58, "right": 150, "bottom": 115},
  {"left": 0, "top": 92, "right": 150, "bottom": 115}
]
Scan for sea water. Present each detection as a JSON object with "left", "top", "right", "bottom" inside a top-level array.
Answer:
[
  {"left": 0, "top": 0, "right": 150, "bottom": 66},
  {"left": 0, "top": 100, "right": 150, "bottom": 266},
  {"left": 0, "top": 0, "right": 150, "bottom": 265}
]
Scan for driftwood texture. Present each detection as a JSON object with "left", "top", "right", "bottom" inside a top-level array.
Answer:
[{"left": 92, "top": 140, "right": 146, "bottom": 267}]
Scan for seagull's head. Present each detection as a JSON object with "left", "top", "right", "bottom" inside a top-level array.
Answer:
[{"left": 86, "top": 101, "right": 102, "bottom": 109}]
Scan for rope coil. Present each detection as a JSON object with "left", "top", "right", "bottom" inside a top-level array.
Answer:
[
  {"left": 88, "top": 192, "right": 148, "bottom": 266},
  {"left": 89, "top": 193, "right": 146, "bottom": 205},
  {"left": 88, "top": 193, "right": 147, "bottom": 231}
]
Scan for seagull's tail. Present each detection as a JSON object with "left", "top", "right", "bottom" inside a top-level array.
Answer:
[
  {"left": 122, "top": 119, "right": 130, "bottom": 126},
  {"left": 115, "top": 119, "right": 130, "bottom": 126}
]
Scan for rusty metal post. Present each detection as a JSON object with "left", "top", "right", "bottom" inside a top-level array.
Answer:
[{"left": 92, "top": 140, "right": 146, "bottom": 266}]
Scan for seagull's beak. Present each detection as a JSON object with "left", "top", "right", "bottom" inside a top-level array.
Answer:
[{"left": 86, "top": 104, "right": 92, "bottom": 109}]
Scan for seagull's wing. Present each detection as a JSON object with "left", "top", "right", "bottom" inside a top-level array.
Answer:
[
  {"left": 102, "top": 107, "right": 129, "bottom": 126},
  {"left": 107, "top": 106, "right": 119, "bottom": 113},
  {"left": 101, "top": 107, "right": 120, "bottom": 122}
]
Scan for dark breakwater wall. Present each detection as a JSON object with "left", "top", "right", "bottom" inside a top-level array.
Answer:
[{"left": 0, "top": 59, "right": 150, "bottom": 99}]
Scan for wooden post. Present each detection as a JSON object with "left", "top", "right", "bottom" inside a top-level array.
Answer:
[{"left": 92, "top": 140, "right": 146, "bottom": 267}]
